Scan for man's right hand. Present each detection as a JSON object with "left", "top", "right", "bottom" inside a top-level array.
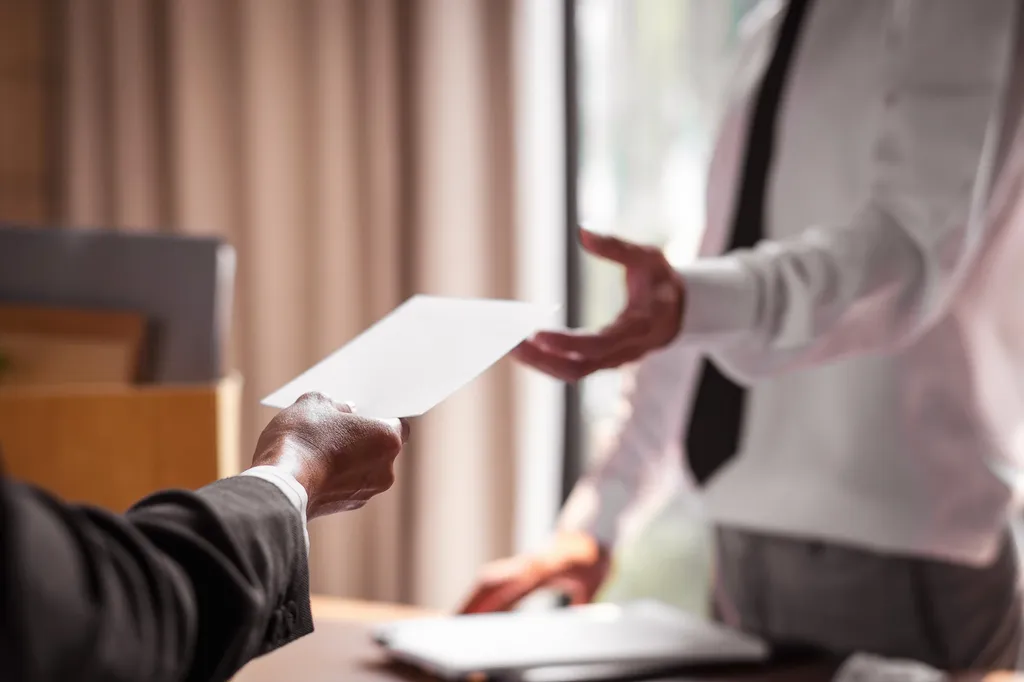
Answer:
[
  {"left": 458, "top": 531, "right": 611, "bottom": 613},
  {"left": 512, "top": 228, "right": 686, "bottom": 381},
  {"left": 250, "top": 391, "right": 410, "bottom": 520}
]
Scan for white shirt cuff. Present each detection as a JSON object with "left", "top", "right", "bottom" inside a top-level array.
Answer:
[
  {"left": 676, "top": 257, "right": 759, "bottom": 346},
  {"left": 239, "top": 466, "right": 310, "bottom": 552}
]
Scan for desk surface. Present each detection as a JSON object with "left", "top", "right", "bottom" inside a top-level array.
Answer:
[{"left": 231, "top": 597, "right": 1018, "bottom": 682}]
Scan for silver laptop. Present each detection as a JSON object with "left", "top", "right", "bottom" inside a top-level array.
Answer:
[{"left": 373, "top": 600, "right": 769, "bottom": 681}]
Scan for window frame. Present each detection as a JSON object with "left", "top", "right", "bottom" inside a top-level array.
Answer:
[{"left": 560, "top": 0, "right": 584, "bottom": 504}]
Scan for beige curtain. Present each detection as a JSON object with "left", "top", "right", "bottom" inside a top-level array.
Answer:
[{"left": 59, "top": 0, "right": 519, "bottom": 609}]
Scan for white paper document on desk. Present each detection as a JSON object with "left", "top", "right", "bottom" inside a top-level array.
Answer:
[
  {"left": 372, "top": 600, "right": 769, "bottom": 681},
  {"left": 261, "top": 295, "right": 559, "bottom": 418}
]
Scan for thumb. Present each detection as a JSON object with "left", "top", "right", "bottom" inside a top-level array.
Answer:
[{"left": 382, "top": 417, "right": 411, "bottom": 443}]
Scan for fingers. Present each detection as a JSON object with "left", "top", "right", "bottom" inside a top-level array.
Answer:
[
  {"left": 293, "top": 392, "right": 359, "bottom": 418},
  {"left": 459, "top": 572, "right": 547, "bottom": 615},
  {"left": 289, "top": 395, "right": 409, "bottom": 464},
  {"left": 532, "top": 310, "right": 649, "bottom": 356},
  {"left": 368, "top": 458, "right": 397, "bottom": 493},
  {"left": 294, "top": 392, "right": 357, "bottom": 413},
  {"left": 568, "top": 587, "right": 592, "bottom": 606},
  {"left": 578, "top": 227, "right": 657, "bottom": 268},
  {"left": 459, "top": 568, "right": 597, "bottom": 614},
  {"left": 384, "top": 417, "right": 411, "bottom": 443},
  {"left": 296, "top": 391, "right": 333, "bottom": 405},
  {"left": 512, "top": 335, "right": 646, "bottom": 382},
  {"left": 530, "top": 330, "right": 618, "bottom": 358},
  {"left": 511, "top": 340, "right": 595, "bottom": 382},
  {"left": 362, "top": 417, "right": 405, "bottom": 458},
  {"left": 295, "top": 394, "right": 409, "bottom": 451},
  {"left": 457, "top": 587, "right": 499, "bottom": 615}
]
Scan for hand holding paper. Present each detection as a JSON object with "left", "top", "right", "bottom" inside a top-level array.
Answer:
[{"left": 251, "top": 392, "right": 409, "bottom": 518}]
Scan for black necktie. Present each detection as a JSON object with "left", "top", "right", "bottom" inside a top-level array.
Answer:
[{"left": 685, "top": 0, "right": 812, "bottom": 485}]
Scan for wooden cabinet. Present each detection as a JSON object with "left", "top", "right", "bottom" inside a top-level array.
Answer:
[{"left": 0, "top": 375, "right": 242, "bottom": 511}]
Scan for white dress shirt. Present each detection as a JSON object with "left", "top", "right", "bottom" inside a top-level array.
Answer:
[
  {"left": 239, "top": 466, "right": 310, "bottom": 551},
  {"left": 561, "top": 0, "right": 1024, "bottom": 566}
]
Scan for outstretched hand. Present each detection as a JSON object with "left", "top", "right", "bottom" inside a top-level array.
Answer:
[{"left": 514, "top": 228, "right": 686, "bottom": 381}]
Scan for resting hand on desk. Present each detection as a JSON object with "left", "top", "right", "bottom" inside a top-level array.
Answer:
[{"left": 459, "top": 530, "right": 610, "bottom": 613}]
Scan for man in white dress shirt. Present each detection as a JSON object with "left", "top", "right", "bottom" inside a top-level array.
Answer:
[{"left": 461, "top": 0, "right": 1024, "bottom": 670}]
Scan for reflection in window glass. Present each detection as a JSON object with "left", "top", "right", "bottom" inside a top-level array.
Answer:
[{"left": 574, "top": 0, "right": 756, "bottom": 611}]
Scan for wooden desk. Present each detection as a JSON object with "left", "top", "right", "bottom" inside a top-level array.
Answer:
[
  {"left": 233, "top": 597, "right": 436, "bottom": 682},
  {"left": 231, "top": 597, "right": 1021, "bottom": 682}
]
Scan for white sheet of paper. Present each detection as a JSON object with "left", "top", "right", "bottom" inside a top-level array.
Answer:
[{"left": 261, "top": 295, "right": 560, "bottom": 418}]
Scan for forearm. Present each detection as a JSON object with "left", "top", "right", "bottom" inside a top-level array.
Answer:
[
  {"left": 3, "top": 476, "right": 310, "bottom": 682},
  {"left": 130, "top": 477, "right": 313, "bottom": 670},
  {"left": 678, "top": 208, "right": 924, "bottom": 380}
]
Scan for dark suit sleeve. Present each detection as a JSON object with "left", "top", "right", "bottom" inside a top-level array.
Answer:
[{"left": 0, "top": 474, "right": 313, "bottom": 682}]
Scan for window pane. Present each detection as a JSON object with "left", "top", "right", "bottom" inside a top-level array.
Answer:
[{"left": 574, "top": 0, "right": 755, "bottom": 612}]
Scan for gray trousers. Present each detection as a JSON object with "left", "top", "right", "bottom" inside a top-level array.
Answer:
[{"left": 713, "top": 527, "right": 1023, "bottom": 671}]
